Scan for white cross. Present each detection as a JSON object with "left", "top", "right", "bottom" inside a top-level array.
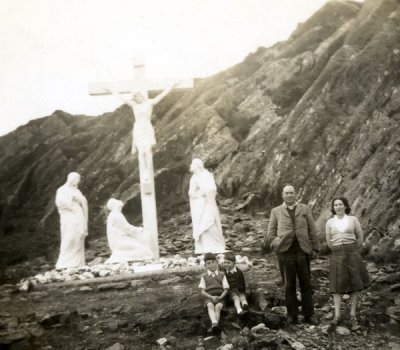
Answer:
[
  {"left": 89, "top": 56, "right": 193, "bottom": 259},
  {"left": 88, "top": 55, "right": 193, "bottom": 97}
]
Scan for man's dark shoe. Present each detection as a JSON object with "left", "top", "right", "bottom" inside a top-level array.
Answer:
[
  {"left": 286, "top": 316, "right": 298, "bottom": 325},
  {"left": 304, "top": 315, "right": 319, "bottom": 325}
]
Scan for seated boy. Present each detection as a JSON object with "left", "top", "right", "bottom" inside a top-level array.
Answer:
[
  {"left": 198, "top": 252, "right": 229, "bottom": 333},
  {"left": 223, "top": 252, "right": 249, "bottom": 316}
]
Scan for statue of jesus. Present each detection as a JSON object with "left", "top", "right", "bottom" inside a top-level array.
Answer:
[
  {"left": 189, "top": 159, "right": 226, "bottom": 254},
  {"left": 107, "top": 83, "right": 178, "bottom": 183}
]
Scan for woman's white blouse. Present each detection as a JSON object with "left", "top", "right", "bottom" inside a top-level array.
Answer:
[{"left": 326, "top": 215, "right": 363, "bottom": 247}]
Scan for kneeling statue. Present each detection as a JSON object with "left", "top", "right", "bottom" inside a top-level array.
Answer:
[{"left": 106, "top": 198, "right": 153, "bottom": 263}]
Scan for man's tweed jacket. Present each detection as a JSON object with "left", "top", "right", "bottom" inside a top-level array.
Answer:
[{"left": 267, "top": 203, "right": 318, "bottom": 254}]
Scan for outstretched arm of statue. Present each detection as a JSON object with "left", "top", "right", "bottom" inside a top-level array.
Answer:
[{"left": 151, "top": 81, "right": 180, "bottom": 106}]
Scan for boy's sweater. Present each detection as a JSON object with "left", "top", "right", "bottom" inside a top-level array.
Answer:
[
  {"left": 202, "top": 271, "right": 225, "bottom": 296},
  {"left": 224, "top": 267, "right": 246, "bottom": 293}
]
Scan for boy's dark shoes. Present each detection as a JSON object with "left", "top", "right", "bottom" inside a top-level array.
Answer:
[
  {"left": 207, "top": 325, "right": 219, "bottom": 335},
  {"left": 211, "top": 325, "right": 221, "bottom": 336},
  {"left": 238, "top": 310, "right": 247, "bottom": 319},
  {"left": 304, "top": 315, "right": 319, "bottom": 325},
  {"left": 242, "top": 304, "right": 249, "bottom": 311},
  {"left": 207, "top": 323, "right": 218, "bottom": 334}
]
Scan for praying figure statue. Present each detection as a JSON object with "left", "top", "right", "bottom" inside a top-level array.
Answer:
[
  {"left": 189, "top": 159, "right": 226, "bottom": 254},
  {"left": 105, "top": 198, "right": 153, "bottom": 263},
  {"left": 107, "top": 82, "right": 178, "bottom": 183},
  {"left": 55, "top": 172, "right": 88, "bottom": 269}
]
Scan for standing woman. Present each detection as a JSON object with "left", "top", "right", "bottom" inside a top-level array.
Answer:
[
  {"left": 326, "top": 197, "right": 370, "bottom": 328},
  {"left": 189, "top": 159, "right": 226, "bottom": 254},
  {"left": 55, "top": 172, "right": 88, "bottom": 269}
]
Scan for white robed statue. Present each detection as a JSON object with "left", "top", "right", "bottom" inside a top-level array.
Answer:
[
  {"left": 55, "top": 172, "right": 88, "bottom": 269},
  {"left": 106, "top": 198, "right": 153, "bottom": 263},
  {"left": 189, "top": 159, "right": 226, "bottom": 254}
]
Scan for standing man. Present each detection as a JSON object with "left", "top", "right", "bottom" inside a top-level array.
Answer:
[{"left": 266, "top": 184, "right": 319, "bottom": 325}]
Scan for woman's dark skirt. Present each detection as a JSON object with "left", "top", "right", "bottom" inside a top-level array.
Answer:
[{"left": 329, "top": 243, "right": 370, "bottom": 294}]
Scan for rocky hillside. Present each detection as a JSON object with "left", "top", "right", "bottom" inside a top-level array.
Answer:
[{"left": 1, "top": 0, "right": 400, "bottom": 270}]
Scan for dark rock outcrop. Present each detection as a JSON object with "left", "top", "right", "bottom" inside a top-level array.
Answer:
[{"left": 1, "top": 0, "right": 400, "bottom": 271}]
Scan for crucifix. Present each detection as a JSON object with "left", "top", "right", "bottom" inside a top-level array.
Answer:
[{"left": 89, "top": 55, "right": 193, "bottom": 259}]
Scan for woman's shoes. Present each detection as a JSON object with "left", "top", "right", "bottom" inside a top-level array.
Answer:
[
  {"left": 349, "top": 316, "right": 360, "bottom": 330},
  {"left": 331, "top": 316, "right": 360, "bottom": 330},
  {"left": 330, "top": 316, "right": 340, "bottom": 327}
]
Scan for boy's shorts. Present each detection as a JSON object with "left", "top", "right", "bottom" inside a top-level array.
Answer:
[
  {"left": 227, "top": 290, "right": 247, "bottom": 302},
  {"left": 204, "top": 297, "right": 225, "bottom": 308},
  {"left": 228, "top": 289, "right": 241, "bottom": 297}
]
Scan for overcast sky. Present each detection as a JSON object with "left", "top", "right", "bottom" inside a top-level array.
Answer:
[{"left": 0, "top": 0, "right": 341, "bottom": 136}]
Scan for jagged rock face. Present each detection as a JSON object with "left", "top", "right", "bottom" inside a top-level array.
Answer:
[{"left": 1, "top": 0, "right": 399, "bottom": 268}]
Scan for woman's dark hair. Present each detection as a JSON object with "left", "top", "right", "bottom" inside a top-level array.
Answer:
[{"left": 331, "top": 197, "right": 351, "bottom": 215}]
